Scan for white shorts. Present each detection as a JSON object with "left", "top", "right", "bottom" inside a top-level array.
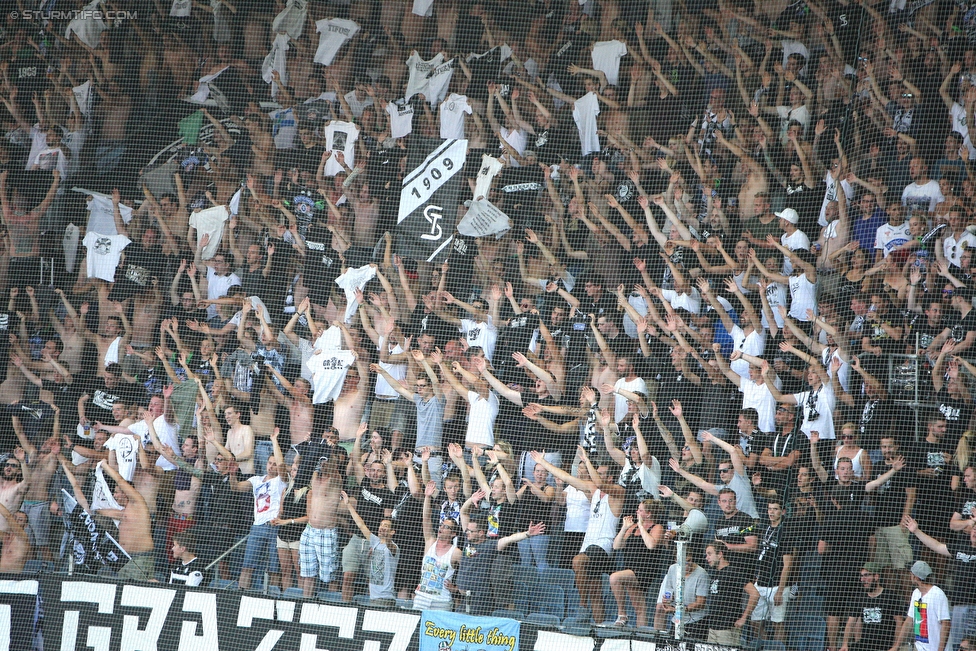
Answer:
[{"left": 751, "top": 585, "right": 791, "bottom": 623}]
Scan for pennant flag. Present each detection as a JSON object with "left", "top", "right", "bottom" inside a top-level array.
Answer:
[{"left": 395, "top": 139, "right": 467, "bottom": 263}]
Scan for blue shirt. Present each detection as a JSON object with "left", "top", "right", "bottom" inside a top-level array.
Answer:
[{"left": 852, "top": 208, "right": 887, "bottom": 251}]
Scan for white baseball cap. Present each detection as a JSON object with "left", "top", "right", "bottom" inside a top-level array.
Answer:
[{"left": 775, "top": 208, "right": 800, "bottom": 224}]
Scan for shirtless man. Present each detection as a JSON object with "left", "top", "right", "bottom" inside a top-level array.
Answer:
[
  {"left": 81, "top": 298, "right": 132, "bottom": 373},
  {"left": 224, "top": 403, "right": 255, "bottom": 475},
  {"left": 331, "top": 322, "right": 370, "bottom": 441},
  {"left": 0, "top": 170, "right": 60, "bottom": 283},
  {"left": 13, "top": 428, "right": 60, "bottom": 561},
  {"left": 147, "top": 412, "right": 202, "bottom": 560},
  {"left": 301, "top": 455, "right": 343, "bottom": 597},
  {"left": 128, "top": 284, "right": 163, "bottom": 350},
  {"left": 51, "top": 288, "right": 87, "bottom": 375},
  {"left": 0, "top": 503, "right": 30, "bottom": 573},
  {"left": 266, "top": 363, "right": 314, "bottom": 446},
  {"left": 62, "top": 454, "right": 155, "bottom": 581},
  {"left": 0, "top": 449, "right": 29, "bottom": 533}
]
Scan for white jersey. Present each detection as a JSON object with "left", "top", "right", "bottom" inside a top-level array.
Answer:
[
  {"left": 460, "top": 317, "right": 498, "bottom": 362},
  {"left": 951, "top": 103, "right": 976, "bottom": 159},
  {"left": 248, "top": 475, "right": 286, "bottom": 526},
  {"left": 473, "top": 154, "right": 504, "bottom": 200},
  {"left": 730, "top": 326, "right": 767, "bottom": 379},
  {"left": 425, "top": 59, "right": 455, "bottom": 106},
  {"left": 579, "top": 491, "right": 620, "bottom": 555},
  {"left": 404, "top": 52, "right": 445, "bottom": 101},
  {"left": 613, "top": 376, "right": 647, "bottom": 423},
  {"left": 875, "top": 221, "right": 911, "bottom": 258},
  {"left": 781, "top": 230, "right": 811, "bottom": 275},
  {"left": 794, "top": 383, "right": 836, "bottom": 440},
  {"left": 466, "top": 390, "right": 498, "bottom": 447},
  {"left": 902, "top": 180, "right": 945, "bottom": 214},
  {"left": 818, "top": 171, "right": 854, "bottom": 228},
  {"left": 440, "top": 94, "right": 472, "bottom": 139},
  {"left": 189, "top": 205, "right": 229, "bottom": 259},
  {"left": 386, "top": 100, "right": 415, "bottom": 139},
  {"left": 104, "top": 433, "right": 140, "bottom": 482}
]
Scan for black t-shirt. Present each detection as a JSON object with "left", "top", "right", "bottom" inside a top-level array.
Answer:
[
  {"left": 871, "top": 462, "right": 917, "bottom": 528},
  {"left": 407, "top": 307, "right": 457, "bottom": 346},
  {"left": 484, "top": 499, "right": 518, "bottom": 554},
  {"left": 655, "top": 366, "right": 701, "bottom": 434},
  {"left": 755, "top": 521, "right": 795, "bottom": 587},
  {"left": 910, "top": 317, "right": 944, "bottom": 352},
  {"left": 820, "top": 480, "right": 871, "bottom": 553},
  {"left": 355, "top": 479, "right": 396, "bottom": 532},
  {"left": 913, "top": 439, "right": 956, "bottom": 532},
  {"left": 847, "top": 587, "right": 906, "bottom": 651},
  {"left": 761, "top": 430, "right": 809, "bottom": 494},
  {"left": 708, "top": 563, "right": 749, "bottom": 629},
  {"left": 492, "top": 312, "right": 540, "bottom": 382},
  {"left": 934, "top": 387, "right": 972, "bottom": 448},
  {"left": 955, "top": 489, "right": 976, "bottom": 524},
  {"left": 292, "top": 437, "right": 339, "bottom": 487},
  {"left": 949, "top": 308, "right": 976, "bottom": 343},
  {"left": 858, "top": 398, "right": 909, "bottom": 451},
  {"left": 390, "top": 482, "right": 424, "bottom": 547},
  {"left": 715, "top": 510, "right": 759, "bottom": 572},
  {"left": 302, "top": 222, "right": 341, "bottom": 300},
  {"left": 945, "top": 536, "right": 976, "bottom": 604}
]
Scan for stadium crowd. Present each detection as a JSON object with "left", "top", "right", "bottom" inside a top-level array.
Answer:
[{"left": 1, "top": 0, "right": 976, "bottom": 650}]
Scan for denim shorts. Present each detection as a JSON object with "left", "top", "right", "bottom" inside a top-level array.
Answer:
[{"left": 242, "top": 523, "right": 281, "bottom": 572}]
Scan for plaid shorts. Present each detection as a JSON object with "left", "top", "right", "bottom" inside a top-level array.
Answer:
[{"left": 299, "top": 526, "right": 338, "bottom": 583}]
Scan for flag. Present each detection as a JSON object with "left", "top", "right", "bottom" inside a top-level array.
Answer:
[
  {"left": 457, "top": 199, "right": 511, "bottom": 238},
  {"left": 395, "top": 139, "right": 467, "bottom": 263},
  {"left": 59, "top": 489, "right": 130, "bottom": 574}
]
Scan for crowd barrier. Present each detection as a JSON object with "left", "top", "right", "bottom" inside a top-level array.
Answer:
[{"left": 0, "top": 574, "right": 742, "bottom": 651}]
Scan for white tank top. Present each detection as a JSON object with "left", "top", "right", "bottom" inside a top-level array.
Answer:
[
  {"left": 415, "top": 541, "right": 456, "bottom": 607},
  {"left": 788, "top": 273, "right": 818, "bottom": 321},
  {"left": 579, "top": 491, "right": 620, "bottom": 555},
  {"left": 564, "top": 485, "right": 591, "bottom": 533},
  {"left": 834, "top": 447, "right": 866, "bottom": 479}
]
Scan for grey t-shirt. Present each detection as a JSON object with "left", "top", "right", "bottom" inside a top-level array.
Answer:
[
  {"left": 367, "top": 534, "right": 398, "bottom": 601},
  {"left": 413, "top": 394, "right": 445, "bottom": 450}
]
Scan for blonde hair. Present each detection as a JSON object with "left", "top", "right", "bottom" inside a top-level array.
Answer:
[{"left": 956, "top": 431, "right": 974, "bottom": 472}]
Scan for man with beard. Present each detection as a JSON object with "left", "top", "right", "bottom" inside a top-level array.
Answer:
[
  {"left": 705, "top": 542, "right": 758, "bottom": 646},
  {"left": 0, "top": 449, "right": 29, "bottom": 534},
  {"left": 839, "top": 562, "right": 907, "bottom": 651}
]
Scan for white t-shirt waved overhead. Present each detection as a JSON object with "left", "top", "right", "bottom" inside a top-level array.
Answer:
[
  {"left": 314, "top": 18, "right": 359, "bottom": 66},
  {"left": 590, "top": 40, "right": 628, "bottom": 86},
  {"left": 573, "top": 92, "right": 601, "bottom": 156}
]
